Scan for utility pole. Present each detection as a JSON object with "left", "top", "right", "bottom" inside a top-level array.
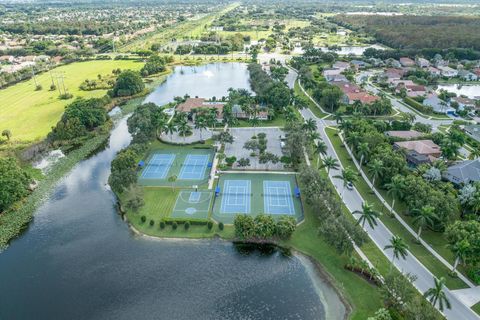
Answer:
[{"left": 32, "top": 67, "right": 38, "bottom": 88}]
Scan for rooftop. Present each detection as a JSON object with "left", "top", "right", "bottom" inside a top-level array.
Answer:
[{"left": 394, "top": 139, "right": 441, "bottom": 156}]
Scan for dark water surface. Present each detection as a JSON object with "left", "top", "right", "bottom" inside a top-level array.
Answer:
[{"left": 0, "top": 63, "right": 345, "bottom": 320}]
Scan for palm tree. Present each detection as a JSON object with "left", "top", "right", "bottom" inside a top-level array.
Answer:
[
  {"left": 249, "top": 116, "right": 259, "bottom": 135},
  {"left": 352, "top": 100, "right": 362, "bottom": 113},
  {"left": 303, "top": 118, "right": 317, "bottom": 132},
  {"left": 383, "top": 236, "right": 408, "bottom": 271},
  {"left": 168, "top": 175, "right": 177, "bottom": 192},
  {"left": 345, "top": 132, "right": 360, "bottom": 150},
  {"left": 333, "top": 111, "right": 343, "bottom": 124},
  {"left": 354, "top": 201, "right": 381, "bottom": 229},
  {"left": 309, "top": 131, "right": 321, "bottom": 142},
  {"left": 412, "top": 205, "right": 437, "bottom": 242},
  {"left": 368, "top": 159, "right": 384, "bottom": 186},
  {"left": 166, "top": 121, "right": 176, "bottom": 141},
  {"left": 384, "top": 236, "right": 409, "bottom": 272},
  {"left": 385, "top": 175, "right": 404, "bottom": 215},
  {"left": 468, "top": 148, "right": 480, "bottom": 160},
  {"left": 315, "top": 141, "right": 328, "bottom": 167},
  {"left": 322, "top": 156, "right": 339, "bottom": 174},
  {"left": 194, "top": 116, "right": 207, "bottom": 140},
  {"left": 357, "top": 142, "right": 370, "bottom": 166},
  {"left": 451, "top": 240, "right": 469, "bottom": 273},
  {"left": 334, "top": 167, "right": 358, "bottom": 197},
  {"left": 338, "top": 120, "right": 352, "bottom": 132},
  {"left": 424, "top": 277, "right": 451, "bottom": 312},
  {"left": 177, "top": 122, "right": 190, "bottom": 144}
]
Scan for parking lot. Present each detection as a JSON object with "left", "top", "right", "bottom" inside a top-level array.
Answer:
[{"left": 224, "top": 127, "right": 285, "bottom": 170}]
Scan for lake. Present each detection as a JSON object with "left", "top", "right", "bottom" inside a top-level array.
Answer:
[
  {"left": 0, "top": 63, "right": 346, "bottom": 320},
  {"left": 437, "top": 84, "right": 480, "bottom": 99}
]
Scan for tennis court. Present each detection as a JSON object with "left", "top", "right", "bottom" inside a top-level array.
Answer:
[
  {"left": 171, "top": 190, "right": 213, "bottom": 220},
  {"left": 178, "top": 154, "right": 209, "bottom": 180},
  {"left": 141, "top": 154, "right": 176, "bottom": 179},
  {"left": 263, "top": 180, "right": 295, "bottom": 215},
  {"left": 212, "top": 173, "right": 303, "bottom": 224},
  {"left": 220, "top": 180, "right": 251, "bottom": 214},
  {"left": 138, "top": 147, "right": 214, "bottom": 187}
]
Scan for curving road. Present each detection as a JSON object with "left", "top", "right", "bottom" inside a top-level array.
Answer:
[{"left": 287, "top": 68, "right": 479, "bottom": 320}]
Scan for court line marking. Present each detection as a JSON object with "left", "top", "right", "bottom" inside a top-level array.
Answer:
[
  {"left": 263, "top": 180, "right": 294, "bottom": 215},
  {"left": 141, "top": 153, "right": 175, "bottom": 179}
]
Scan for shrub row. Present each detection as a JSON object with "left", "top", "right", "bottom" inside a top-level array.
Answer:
[{"left": 403, "top": 97, "right": 434, "bottom": 115}]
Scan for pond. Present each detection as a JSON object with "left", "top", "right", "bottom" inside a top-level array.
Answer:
[
  {"left": 437, "top": 84, "right": 480, "bottom": 99},
  {"left": 144, "top": 62, "right": 253, "bottom": 105},
  {"left": 0, "top": 63, "right": 346, "bottom": 320}
]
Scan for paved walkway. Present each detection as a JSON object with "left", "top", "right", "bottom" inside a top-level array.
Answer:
[{"left": 160, "top": 126, "right": 213, "bottom": 144}]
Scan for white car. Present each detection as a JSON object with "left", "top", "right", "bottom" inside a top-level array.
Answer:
[{"left": 346, "top": 181, "right": 354, "bottom": 190}]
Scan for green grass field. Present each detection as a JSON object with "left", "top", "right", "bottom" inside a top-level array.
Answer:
[
  {"left": 0, "top": 59, "right": 143, "bottom": 143},
  {"left": 325, "top": 127, "right": 468, "bottom": 290}
]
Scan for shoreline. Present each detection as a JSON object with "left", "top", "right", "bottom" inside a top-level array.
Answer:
[{"left": 127, "top": 217, "right": 351, "bottom": 320}]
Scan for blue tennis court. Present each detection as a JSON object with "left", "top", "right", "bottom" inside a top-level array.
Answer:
[
  {"left": 220, "top": 180, "right": 251, "bottom": 214},
  {"left": 178, "top": 154, "right": 209, "bottom": 180},
  {"left": 263, "top": 180, "right": 295, "bottom": 215},
  {"left": 141, "top": 154, "right": 175, "bottom": 179}
]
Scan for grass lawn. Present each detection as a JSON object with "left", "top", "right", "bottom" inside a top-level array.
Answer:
[
  {"left": 473, "top": 302, "right": 480, "bottom": 315},
  {"left": 284, "top": 202, "right": 383, "bottom": 320},
  {"left": 325, "top": 127, "right": 468, "bottom": 290},
  {"left": 294, "top": 80, "right": 329, "bottom": 118},
  {"left": 125, "top": 187, "right": 235, "bottom": 239},
  {"left": 0, "top": 59, "right": 143, "bottom": 143}
]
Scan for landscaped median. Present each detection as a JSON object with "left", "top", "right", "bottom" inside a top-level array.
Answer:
[{"left": 325, "top": 127, "right": 469, "bottom": 290}]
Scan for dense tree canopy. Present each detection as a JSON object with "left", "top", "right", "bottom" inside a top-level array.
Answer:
[
  {"left": 0, "top": 158, "right": 32, "bottom": 212},
  {"left": 112, "top": 70, "right": 145, "bottom": 97}
]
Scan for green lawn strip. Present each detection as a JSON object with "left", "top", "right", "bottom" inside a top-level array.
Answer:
[
  {"left": 125, "top": 187, "right": 235, "bottom": 239},
  {"left": 283, "top": 202, "right": 383, "bottom": 320},
  {"left": 325, "top": 127, "right": 468, "bottom": 290},
  {"left": 473, "top": 302, "right": 480, "bottom": 316},
  {"left": 293, "top": 80, "right": 329, "bottom": 118}
]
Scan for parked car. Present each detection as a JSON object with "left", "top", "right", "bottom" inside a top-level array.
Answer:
[{"left": 346, "top": 181, "right": 354, "bottom": 190}]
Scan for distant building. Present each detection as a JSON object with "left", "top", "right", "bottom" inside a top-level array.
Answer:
[
  {"left": 427, "top": 66, "right": 441, "bottom": 76},
  {"left": 444, "top": 159, "right": 480, "bottom": 185},
  {"left": 399, "top": 57, "right": 415, "bottom": 67},
  {"left": 332, "top": 61, "right": 350, "bottom": 71},
  {"left": 416, "top": 57, "right": 430, "bottom": 68},
  {"left": 438, "top": 66, "right": 458, "bottom": 78},
  {"left": 451, "top": 97, "right": 476, "bottom": 111},
  {"left": 176, "top": 98, "right": 224, "bottom": 121},
  {"left": 458, "top": 70, "right": 478, "bottom": 81},
  {"left": 323, "top": 69, "right": 343, "bottom": 82}
]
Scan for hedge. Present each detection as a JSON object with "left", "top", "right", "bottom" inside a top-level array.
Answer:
[{"left": 403, "top": 97, "right": 434, "bottom": 114}]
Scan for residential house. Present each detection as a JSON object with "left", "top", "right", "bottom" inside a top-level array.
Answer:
[
  {"left": 394, "top": 80, "right": 426, "bottom": 97},
  {"left": 416, "top": 57, "right": 430, "bottom": 68},
  {"left": 332, "top": 61, "right": 350, "bottom": 71},
  {"left": 176, "top": 98, "right": 224, "bottom": 122},
  {"left": 474, "top": 68, "right": 480, "bottom": 78},
  {"left": 350, "top": 60, "right": 367, "bottom": 70},
  {"left": 0, "top": 55, "right": 14, "bottom": 63},
  {"left": 458, "top": 70, "right": 478, "bottom": 81},
  {"left": 323, "top": 69, "right": 343, "bottom": 82},
  {"left": 399, "top": 57, "right": 415, "bottom": 67},
  {"left": 345, "top": 92, "right": 379, "bottom": 105},
  {"left": 423, "top": 93, "right": 452, "bottom": 114},
  {"left": 438, "top": 66, "right": 458, "bottom": 78},
  {"left": 443, "top": 159, "right": 480, "bottom": 185},
  {"left": 451, "top": 97, "right": 476, "bottom": 111},
  {"left": 385, "top": 130, "right": 424, "bottom": 139},
  {"left": 464, "top": 124, "right": 480, "bottom": 142},
  {"left": 393, "top": 139, "right": 442, "bottom": 166},
  {"left": 386, "top": 58, "right": 402, "bottom": 68},
  {"left": 427, "top": 66, "right": 441, "bottom": 77},
  {"left": 381, "top": 68, "right": 405, "bottom": 85}
]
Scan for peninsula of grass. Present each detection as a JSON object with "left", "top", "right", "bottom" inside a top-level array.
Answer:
[
  {"left": 473, "top": 302, "right": 480, "bottom": 315},
  {"left": 0, "top": 59, "right": 143, "bottom": 144},
  {"left": 325, "top": 127, "right": 468, "bottom": 290}
]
